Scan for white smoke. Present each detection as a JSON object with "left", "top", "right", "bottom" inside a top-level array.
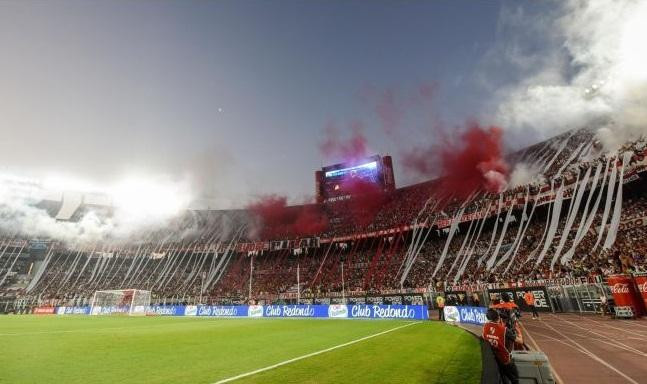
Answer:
[
  {"left": 0, "top": 173, "right": 193, "bottom": 244},
  {"left": 508, "top": 162, "right": 545, "bottom": 189},
  {"left": 492, "top": 0, "right": 647, "bottom": 150},
  {"left": 483, "top": 170, "right": 508, "bottom": 193}
]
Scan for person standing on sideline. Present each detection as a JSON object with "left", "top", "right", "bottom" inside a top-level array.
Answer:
[
  {"left": 492, "top": 293, "right": 523, "bottom": 348},
  {"left": 435, "top": 294, "right": 445, "bottom": 321},
  {"left": 599, "top": 293, "right": 608, "bottom": 316},
  {"left": 472, "top": 292, "right": 481, "bottom": 307},
  {"left": 524, "top": 290, "right": 539, "bottom": 319},
  {"left": 483, "top": 309, "right": 520, "bottom": 384}
]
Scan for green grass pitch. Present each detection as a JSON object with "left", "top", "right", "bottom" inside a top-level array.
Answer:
[{"left": 0, "top": 316, "right": 481, "bottom": 384}]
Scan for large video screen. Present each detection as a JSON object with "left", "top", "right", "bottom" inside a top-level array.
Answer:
[{"left": 322, "top": 157, "right": 383, "bottom": 199}]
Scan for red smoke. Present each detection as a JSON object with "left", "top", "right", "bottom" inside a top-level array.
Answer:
[
  {"left": 417, "top": 82, "right": 435, "bottom": 102},
  {"left": 440, "top": 123, "right": 508, "bottom": 199},
  {"left": 401, "top": 147, "right": 437, "bottom": 177},
  {"left": 375, "top": 89, "right": 403, "bottom": 136},
  {"left": 370, "top": 83, "right": 435, "bottom": 137},
  {"left": 319, "top": 121, "right": 369, "bottom": 163},
  {"left": 247, "top": 195, "right": 328, "bottom": 240},
  {"left": 402, "top": 122, "right": 509, "bottom": 201},
  {"left": 342, "top": 178, "right": 388, "bottom": 228}
]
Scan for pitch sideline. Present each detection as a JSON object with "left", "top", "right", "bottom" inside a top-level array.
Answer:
[{"left": 213, "top": 321, "right": 420, "bottom": 383}]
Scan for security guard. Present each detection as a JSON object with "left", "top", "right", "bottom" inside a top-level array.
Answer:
[{"left": 435, "top": 294, "right": 445, "bottom": 321}]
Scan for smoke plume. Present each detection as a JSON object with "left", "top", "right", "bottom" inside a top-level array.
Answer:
[
  {"left": 342, "top": 178, "right": 388, "bottom": 228},
  {"left": 319, "top": 121, "right": 369, "bottom": 163},
  {"left": 402, "top": 122, "right": 509, "bottom": 200},
  {"left": 440, "top": 124, "right": 508, "bottom": 198},
  {"left": 0, "top": 173, "right": 192, "bottom": 244},
  {"left": 508, "top": 162, "right": 545, "bottom": 188},
  {"left": 246, "top": 195, "right": 328, "bottom": 240},
  {"left": 491, "top": 0, "right": 647, "bottom": 151}
]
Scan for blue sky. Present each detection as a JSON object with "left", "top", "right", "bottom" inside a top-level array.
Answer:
[{"left": 0, "top": 0, "right": 555, "bottom": 208}]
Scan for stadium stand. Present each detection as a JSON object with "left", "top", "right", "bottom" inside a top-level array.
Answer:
[{"left": 1, "top": 127, "right": 647, "bottom": 315}]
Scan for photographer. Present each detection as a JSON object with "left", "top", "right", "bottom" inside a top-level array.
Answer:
[
  {"left": 491, "top": 293, "right": 524, "bottom": 349},
  {"left": 483, "top": 308, "right": 520, "bottom": 384}
]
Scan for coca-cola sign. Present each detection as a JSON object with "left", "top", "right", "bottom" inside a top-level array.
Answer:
[
  {"left": 633, "top": 275, "right": 647, "bottom": 315},
  {"left": 607, "top": 275, "right": 644, "bottom": 317},
  {"left": 638, "top": 281, "right": 647, "bottom": 294},
  {"left": 611, "top": 283, "right": 630, "bottom": 294}
]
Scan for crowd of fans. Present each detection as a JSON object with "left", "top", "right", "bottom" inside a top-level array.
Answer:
[{"left": 1, "top": 128, "right": 647, "bottom": 307}]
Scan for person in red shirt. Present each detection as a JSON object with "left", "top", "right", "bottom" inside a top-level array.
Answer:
[
  {"left": 491, "top": 293, "right": 524, "bottom": 350},
  {"left": 483, "top": 308, "right": 519, "bottom": 384},
  {"left": 491, "top": 292, "right": 519, "bottom": 311}
]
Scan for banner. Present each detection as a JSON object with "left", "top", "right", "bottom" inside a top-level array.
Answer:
[
  {"left": 325, "top": 294, "right": 424, "bottom": 306},
  {"left": 195, "top": 305, "right": 248, "bottom": 317},
  {"left": 443, "top": 305, "right": 487, "bottom": 325},
  {"left": 33, "top": 306, "right": 56, "bottom": 315},
  {"left": 607, "top": 275, "right": 644, "bottom": 317},
  {"left": 633, "top": 274, "right": 647, "bottom": 314},
  {"left": 347, "top": 305, "right": 428, "bottom": 320},
  {"left": 457, "top": 306, "right": 487, "bottom": 325},
  {"left": 487, "top": 287, "right": 551, "bottom": 312},
  {"left": 56, "top": 306, "right": 91, "bottom": 315},
  {"left": 91, "top": 306, "right": 130, "bottom": 315},
  {"left": 55, "top": 304, "right": 428, "bottom": 320},
  {"left": 147, "top": 305, "right": 185, "bottom": 316},
  {"left": 262, "top": 305, "right": 329, "bottom": 318},
  {"left": 444, "top": 306, "right": 460, "bottom": 323}
]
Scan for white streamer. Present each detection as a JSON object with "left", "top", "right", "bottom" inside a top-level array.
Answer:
[
  {"left": 455, "top": 201, "right": 492, "bottom": 282},
  {"left": 593, "top": 156, "right": 619, "bottom": 250},
  {"left": 432, "top": 207, "right": 465, "bottom": 278},
  {"left": 497, "top": 189, "right": 530, "bottom": 269},
  {"left": 603, "top": 151, "right": 631, "bottom": 249},
  {"left": 552, "top": 168, "right": 591, "bottom": 268},
  {"left": 535, "top": 181, "right": 565, "bottom": 267},
  {"left": 477, "top": 195, "right": 504, "bottom": 266},
  {"left": 486, "top": 206, "right": 514, "bottom": 271},
  {"left": 561, "top": 160, "right": 606, "bottom": 263}
]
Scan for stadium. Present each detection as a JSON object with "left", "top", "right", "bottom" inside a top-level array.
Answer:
[{"left": 2, "top": 2, "right": 647, "bottom": 384}]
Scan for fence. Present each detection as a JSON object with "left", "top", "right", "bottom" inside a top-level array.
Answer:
[{"left": 425, "top": 282, "right": 611, "bottom": 316}]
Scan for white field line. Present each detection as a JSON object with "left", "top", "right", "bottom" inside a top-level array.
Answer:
[
  {"left": 213, "top": 321, "right": 420, "bottom": 384},
  {"left": 541, "top": 320, "right": 640, "bottom": 384},
  {"left": 548, "top": 315, "right": 647, "bottom": 357},
  {"left": 527, "top": 329, "right": 581, "bottom": 351},
  {"left": 531, "top": 325, "right": 645, "bottom": 359},
  {"left": 520, "top": 322, "right": 565, "bottom": 384},
  {"left": 578, "top": 320, "right": 647, "bottom": 339},
  {"left": 576, "top": 315, "right": 647, "bottom": 337},
  {"left": 615, "top": 321, "right": 647, "bottom": 330},
  {"left": 563, "top": 313, "right": 647, "bottom": 331}
]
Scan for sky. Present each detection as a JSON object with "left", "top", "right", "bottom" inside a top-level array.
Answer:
[{"left": 0, "top": 0, "right": 605, "bottom": 209}]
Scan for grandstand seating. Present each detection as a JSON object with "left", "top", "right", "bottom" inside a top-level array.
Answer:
[{"left": 2, "top": 127, "right": 647, "bottom": 307}]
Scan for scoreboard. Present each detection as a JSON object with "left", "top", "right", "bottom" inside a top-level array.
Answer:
[{"left": 315, "top": 155, "right": 395, "bottom": 202}]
